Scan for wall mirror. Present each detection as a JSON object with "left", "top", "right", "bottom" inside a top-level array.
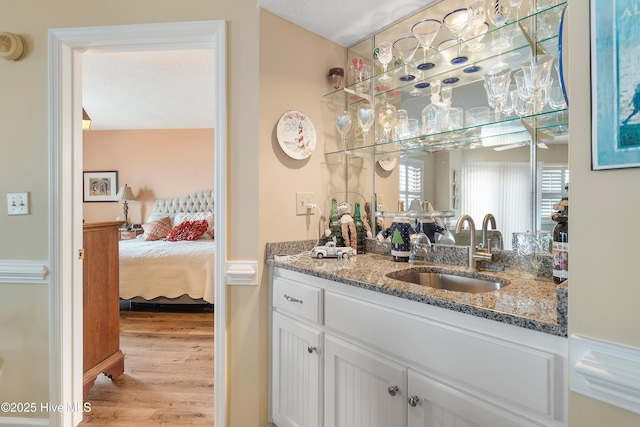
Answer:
[{"left": 325, "top": 0, "right": 569, "bottom": 250}]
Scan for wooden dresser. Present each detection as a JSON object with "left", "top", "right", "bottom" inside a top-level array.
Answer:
[{"left": 83, "top": 221, "right": 125, "bottom": 400}]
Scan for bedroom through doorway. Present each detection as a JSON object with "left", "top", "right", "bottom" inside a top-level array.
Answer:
[{"left": 48, "top": 21, "right": 227, "bottom": 427}]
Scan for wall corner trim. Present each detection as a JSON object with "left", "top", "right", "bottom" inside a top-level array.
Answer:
[
  {"left": 570, "top": 334, "right": 640, "bottom": 415},
  {"left": 225, "top": 261, "right": 258, "bottom": 285},
  {"left": 0, "top": 260, "right": 49, "bottom": 284}
]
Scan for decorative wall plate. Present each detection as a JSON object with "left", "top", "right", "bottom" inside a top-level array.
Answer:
[
  {"left": 378, "top": 157, "right": 397, "bottom": 171},
  {"left": 276, "top": 110, "right": 317, "bottom": 160}
]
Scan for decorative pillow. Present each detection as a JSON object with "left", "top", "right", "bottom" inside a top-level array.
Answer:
[
  {"left": 166, "top": 220, "right": 209, "bottom": 242},
  {"left": 146, "top": 213, "right": 177, "bottom": 228},
  {"left": 174, "top": 212, "right": 214, "bottom": 240},
  {"left": 142, "top": 216, "right": 172, "bottom": 241}
]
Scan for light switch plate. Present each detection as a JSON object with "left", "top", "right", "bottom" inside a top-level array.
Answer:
[
  {"left": 7, "top": 192, "right": 29, "bottom": 215},
  {"left": 296, "top": 192, "right": 314, "bottom": 215}
]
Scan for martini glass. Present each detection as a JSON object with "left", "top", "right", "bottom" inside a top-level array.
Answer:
[
  {"left": 443, "top": 8, "right": 469, "bottom": 65},
  {"left": 411, "top": 19, "right": 441, "bottom": 71},
  {"left": 358, "top": 104, "right": 375, "bottom": 146},
  {"left": 486, "top": 0, "right": 511, "bottom": 52},
  {"left": 393, "top": 36, "right": 420, "bottom": 82},
  {"left": 336, "top": 111, "right": 352, "bottom": 150},
  {"left": 375, "top": 41, "right": 393, "bottom": 83}
]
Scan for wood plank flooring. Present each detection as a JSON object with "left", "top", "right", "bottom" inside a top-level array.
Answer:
[{"left": 79, "top": 306, "right": 214, "bottom": 426}]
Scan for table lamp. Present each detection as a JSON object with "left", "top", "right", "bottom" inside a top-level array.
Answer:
[{"left": 116, "top": 184, "right": 137, "bottom": 229}]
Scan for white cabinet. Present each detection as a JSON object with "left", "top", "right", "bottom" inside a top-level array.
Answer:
[
  {"left": 407, "top": 369, "right": 540, "bottom": 427},
  {"left": 270, "top": 267, "right": 567, "bottom": 427},
  {"left": 324, "top": 336, "right": 406, "bottom": 427},
  {"left": 272, "top": 311, "right": 323, "bottom": 427}
]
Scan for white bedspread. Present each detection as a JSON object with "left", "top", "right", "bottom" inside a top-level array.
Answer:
[{"left": 119, "top": 238, "right": 215, "bottom": 303}]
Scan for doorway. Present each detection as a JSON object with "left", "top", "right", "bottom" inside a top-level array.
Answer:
[{"left": 48, "top": 21, "right": 227, "bottom": 427}]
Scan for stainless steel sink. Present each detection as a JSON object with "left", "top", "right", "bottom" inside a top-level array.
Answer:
[{"left": 386, "top": 269, "right": 507, "bottom": 294}]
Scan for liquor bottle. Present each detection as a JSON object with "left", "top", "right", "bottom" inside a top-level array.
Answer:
[
  {"left": 552, "top": 199, "right": 568, "bottom": 284},
  {"left": 353, "top": 203, "right": 366, "bottom": 254}
]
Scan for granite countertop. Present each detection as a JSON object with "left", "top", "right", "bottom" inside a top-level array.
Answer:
[{"left": 268, "top": 244, "right": 567, "bottom": 338}]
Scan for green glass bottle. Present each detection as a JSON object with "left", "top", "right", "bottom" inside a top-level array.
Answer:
[{"left": 354, "top": 203, "right": 366, "bottom": 254}]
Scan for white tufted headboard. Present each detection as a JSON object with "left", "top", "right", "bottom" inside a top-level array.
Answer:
[{"left": 152, "top": 190, "right": 214, "bottom": 215}]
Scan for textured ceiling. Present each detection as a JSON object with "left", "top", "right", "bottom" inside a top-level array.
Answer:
[
  {"left": 259, "top": 0, "right": 438, "bottom": 47},
  {"left": 82, "top": 49, "right": 215, "bottom": 131}
]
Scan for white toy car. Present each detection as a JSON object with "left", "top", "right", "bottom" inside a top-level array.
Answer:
[{"left": 313, "top": 241, "right": 356, "bottom": 259}]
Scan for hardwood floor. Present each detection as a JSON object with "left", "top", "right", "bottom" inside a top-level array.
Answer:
[{"left": 79, "top": 305, "right": 214, "bottom": 426}]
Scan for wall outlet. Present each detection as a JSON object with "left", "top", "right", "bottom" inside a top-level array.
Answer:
[
  {"left": 296, "top": 192, "right": 314, "bottom": 215},
  {"left": 7, "top": 192, "right": 30, "bottom": 215}
]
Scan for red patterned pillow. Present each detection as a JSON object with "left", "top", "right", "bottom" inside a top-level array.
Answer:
[
  {"left": 166, "top": 219, "right": 209, "bottom": 241},
  {"left": 142, "top": 217, "right": 172, "bottom": 241}
]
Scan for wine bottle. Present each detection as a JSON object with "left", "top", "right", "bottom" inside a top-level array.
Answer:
[
  {"left": 354, "top": 203, "right": 366, "bottom": 254},
  {"left": 552, "top": 200, "right": 568, "bottom": 284},
  {"left": 328, "top": 198, "right": 344, "bottom": 246}
]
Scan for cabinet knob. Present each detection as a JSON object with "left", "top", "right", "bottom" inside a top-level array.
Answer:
[
  {"left": 387, "top": 385, "right": 399, "bottom": 396},
  {"left": 307, "top": 345, "right": 317, "bottom": 354},
  {"left": 408, "top": 395, "right": 419, "bottom": 407}
]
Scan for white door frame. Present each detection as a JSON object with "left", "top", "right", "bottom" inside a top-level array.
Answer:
[{"left": 48, "top": 21, "right": 227, "bottom": 427}]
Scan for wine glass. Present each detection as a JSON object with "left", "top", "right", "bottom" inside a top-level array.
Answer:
[
  {"left": 443, "top": 8, "right": 469, "bottom": 64},
  {"left": 521, "top": 54, "right": 554, "bottom": 113},
  {"left": 486, "top": 0, "right": 511, "bottom": 52},
  {"left": 393, "top": 36, "right": 420, "bottom": 81},
  {"left": 358, "top": 104, "right": 375, "bottom": 146},
  {"left": 336, "top": 111, "right": 352, "bottom": 150},
  {"left": 378, "top": 103, "right": 397, "bottom": 142},
  {"left": 466, "top": 0, "right": 487, "bottom": 51},
  {"left": 409, "top": 217, "right": 432, "bottom": 265},
  {"left": 484, "top": 68, "right": 512, "bottom": 121},
  {"left": 548, "top": 80, "right": 567, "bottom": 110},
  {"left": 375, "top": 41, "right": 394, "bottom": 83},
  {"left": 411, "top": 19, "right": 441, "bottom": 71}
]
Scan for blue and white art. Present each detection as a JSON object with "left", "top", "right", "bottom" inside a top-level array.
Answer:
[{"left": 592, "top": 0, "right": 640, "bottom": 169}]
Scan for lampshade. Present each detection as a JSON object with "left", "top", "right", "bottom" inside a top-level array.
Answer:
[
  {"left": 82, "top": 108, "right": 92, "bottom": 130},
  {"left": 116, "top": 185, "right": 137, "bottom": 201}
]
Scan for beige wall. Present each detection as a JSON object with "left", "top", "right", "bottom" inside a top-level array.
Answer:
[
  {"left": 568, "top": 1, "right": 640, "bottom": 426},
  {"left": 0, "top": 0, "right": 261, "bottom": 424},
  {"left": 82, "top": 129, "right": 214, "bottom": 224}
]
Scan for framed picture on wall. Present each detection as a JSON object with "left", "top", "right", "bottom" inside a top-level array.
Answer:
[
  {"left": 591, "top": 0, "right": 640, "bottom": 169},
  {"left": 83, "top": 171, "right": 118, "bottom": 202}
]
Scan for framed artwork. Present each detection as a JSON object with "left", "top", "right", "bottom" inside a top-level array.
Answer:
[
  {"left": 83, "top": 171, "right": 118, "bottom": 202},
  {"left": 591, "top": 0, "right": 640, "bottom": 169}
]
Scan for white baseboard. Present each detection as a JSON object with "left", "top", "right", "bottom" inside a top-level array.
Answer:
[
  {"left": 570, "top": 334, "right": 640, "bottom": 415},
  {"left": 0, "top": 260, "right": 48, "bottom": 284},
  {"left": 0, "top": 416, "right": 48, "bottom": 425}
]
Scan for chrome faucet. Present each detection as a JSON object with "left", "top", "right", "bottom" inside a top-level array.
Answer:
[
  {"left": 481, "top": 213, "right": 497, "bottom": 251},
  {"left": 455, "top": 214, "right": 493, "bottom": 270}
]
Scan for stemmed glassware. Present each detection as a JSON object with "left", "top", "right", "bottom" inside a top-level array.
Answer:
[
  {"left": 465, "top": 1, "right": 487, "bottom": 52},
  {"left": 375, "top": 41, "right": 394, "bottom": 83},
  {"left": 486, "top": 0, "right": 511, "bottom": 52},
  {"left": 483, "top": 68, "right": 512, "bottom": 121},
  {"left": 443, "top": 8, "right": 469, "bottom": 64},
  {"left": 411, "top": 19, "right": 441, "bottom": 71},
  {"left": 336, "top": 111, "right": 352, "bottom": 150},
  {"left": 393, "top": 36, "right": 420, "bottom": 81},
  {"left": 378, "top": 103, "right": 398, "bottom": 142},
  {"left": 409, "top": 217, "right": 432, "bottom": 265},
  {"left": 520, "top": 54, "right": 554, "bottom": 113},
  {"left": 549, "top": 80, "right": 567, "bottom": 110},
  {"left": 358, "top": 104, "right": 375, "bottom": 146}
]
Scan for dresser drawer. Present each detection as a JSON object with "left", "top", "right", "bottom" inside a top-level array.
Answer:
[{"left": 273, "top": 276, "right": 323, "bottom": 324}]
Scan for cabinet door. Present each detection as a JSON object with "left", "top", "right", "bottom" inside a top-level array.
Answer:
[
  {"left": 272, "top": 311, "right": 322, "bottom": 427},
  {"left": 407, "top": 369, "right": 538, "bottom": 427},
  {"left": 324, "top": 336, "right": 406, "bottom": 427}
]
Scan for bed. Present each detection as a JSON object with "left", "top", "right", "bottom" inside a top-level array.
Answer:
[{"left": 119, "top": 190, "right": 215, "bottom": 305}]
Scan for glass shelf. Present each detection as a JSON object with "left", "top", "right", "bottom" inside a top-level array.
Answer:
[
  {"left": 323, "top": 2, "right": 566, "bottom": 109},
  {"left": 326, "top": 108, "right": 568, "bottom": 158},
  {"left": 375, "top": 209, "right": 455, "bottom": 219}
]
